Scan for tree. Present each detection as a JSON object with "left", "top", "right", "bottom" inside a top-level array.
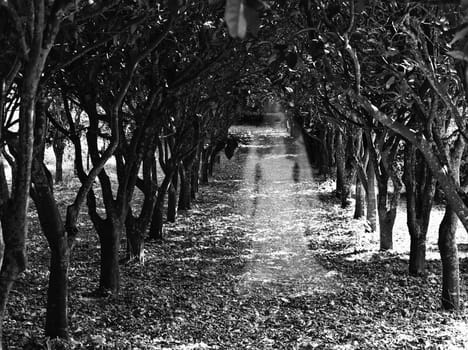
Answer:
[
  {"left": 0, "top": 0, "right": 89, "bottom": 343},
  {"left": 222, "top": 0, "right": 468, "bottom": 307}
]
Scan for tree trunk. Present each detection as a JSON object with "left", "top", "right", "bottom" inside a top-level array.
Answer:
[
  {"left": 0, "top": 214, "right": 26, "bottom": 345},
  {"left": 97, "top": 219, "right": 121, "bottom": 294},
  {"left": 167, "top": 169, "right": 178, "bottom": 223},
  {"left": 45, "top": 231, "right": 69, "bottom": 338},
  {"left": 405, "top": 173, "right": 426, "bottom": 275},
  {"left": 438, "top": 206, "right": 459, "bottom": 310},
  {"left": 0, "top": 217, "right": 4, "bottom": 345},
  {"left": 0, "top": 4, "right": 66, "bottom": 338},
  {"left": 125, "top": 213, "right": 145, "bottom": 263},
  {"left": 409, "top": 233, "right": 426, "bottom": 276},
  {"left": 354, "top": 177, "right": 364, "bottom": 219},
  {"left": 179, "top": 163, "right": 192, "bottom": 211},
  {"left": 31, "top": 160, "right": 70, "bottom": 338},
  {"left": 191, "top": 150, "right": 201, "bottom": 199},
  {"left": 27, "top": 92, "right": 72, "bottom": 340},
  {"left": 0, "top": 1, "right": 64, "bottom": 339},
  {"left": 149, "top": 204, "right": 164, "bottom": 240},
  {"left": 335, "top": 130, "right": 345, "bottom": 199},
  {"left": 377, "top": 180, "right": 395, "bottom": 251},
  {"left": 327, "top": 129, "right": 335, "bottom": 169},
  {"left": 55, "top": 147, "right": 64, "bottom": 183},
  {"left": 53, "top": 139, "right": 65, "bottom": 184},
  {"left": 366, "top": 159, "right": 378, "bottom": 232},
  {"left": 167, "top": 183, "right": 177, "bottom": 223},
  {"left": 148, "top": 173, "right": 173, "bottom": 240},
  {"left": 0, "top": 84, "right": 36, "bottom": 344},
  {"left": 403, "top": 145, "right": 436, "bottom": 276},
  {"left": 373, "top": 137, "right": 402, "bottom": 252},
  {"left": 127, "top": 228, "right": 144, "bottom": 263},
  {"left": 356, "top": 95, "right": 468, "bottom": 239},
  {"left": 201, "top": 147, "right": 211, "bottom": 184},
  {"left": 437, "top": 134, "right": 464, "bottom": 310},
  {"left": 124, "top": 147, "right": 157, "bottom": 263},
  {"left": 378, "top": 211, "right": 394, "bottom": 250},
  {"left": 341, "top": 132, "right": 357, "bottom": 208},
  {"left": 319, "top": 127, "right": 330, "bottom": 176}
]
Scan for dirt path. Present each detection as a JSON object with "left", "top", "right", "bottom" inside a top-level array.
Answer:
[
  {"left": 232, "top": 126, "right": 338, "bottom": 297},
  {"left": 9, "top": 125, "right": 468, "bottom": 349}
]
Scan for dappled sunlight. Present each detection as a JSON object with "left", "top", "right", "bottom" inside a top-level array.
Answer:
[
  {"left": 391, "top": 201, "right": 468, "bottom": 258},
  {"left": 444, "top": 319, "right": 468, "bottom": 349},
  {"left": 233, "top": 123, "right": 339, "bottom": 296}
]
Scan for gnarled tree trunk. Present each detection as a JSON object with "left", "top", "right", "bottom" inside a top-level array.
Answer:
[
  {"left": 191, "top": 147, "right": 201, "bottom": 199},
  {"left": 179, "top": 159, "right": 193, "bottom": 211},
  {"left": 167, "top": 169, "right": 178, "bottom": 223},
  {"left": 125, "top": 212, "right": 145, "bottom": 263},
  {"left": 367, "top": 132, "right": 402, "bottom": 251},
  {"left": 366, "top": 159, "right": 378, "bottom": 232},
  {"left": 149, "top": 172, "right": 173, "bottom": 240},
  {"left": 438, "top": 206, "right": 459, "bottom": 310},
  {"left": 335, "top": 130, "right": 345, "bottom": 200},
  {"left": 96, "top": 217, "right": 122, "bottom": 294},
  {"left": 438, "top": 135, "right": 464, "bottom": 310},
  {"left": 201, "top": 146, "right": 211, "bottom": 184},
  {"left": 31, "top": 129, "right": 70, "bottom": 339},
  {"left": 53, "top": 134, "right": 66, "bottom": 183},
  {"left": 403, "top": 144, "right": 435, "bottom": 276},
  {"left": 376, "top": 171, "right": 401, "bottom": 251},
  {"left": 354, "top": 177, "right": 365, "bottom": 219}
]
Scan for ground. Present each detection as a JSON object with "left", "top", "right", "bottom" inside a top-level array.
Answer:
[{"left": 4, "top": 125, "right": 468, "bottom": 349}]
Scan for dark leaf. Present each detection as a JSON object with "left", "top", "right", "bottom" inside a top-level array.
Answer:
[
  {"left": 285, "top": 52, "right": 298, "bottom": 68},
  {"left": 355, "top": 0, "right": 367, "bottom": 13},
  {"left": 244, "top": 3, "right": 260, "bottom": 37},
  {"left": 326, "top": 3, "right": 340, "bottom": 19},
  {"left": 310, "top": 39, "right": 325, "bottom": 59},
  {"left": 167, "top": 0, "right": 184, "bottom": 14},
  {"left": 245, "top": 0, "right": 265, "bottom": 10}
]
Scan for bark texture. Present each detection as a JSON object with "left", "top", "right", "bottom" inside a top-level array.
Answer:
[{"left": 403, "top": 144, "right": 435, "bottom": 276}]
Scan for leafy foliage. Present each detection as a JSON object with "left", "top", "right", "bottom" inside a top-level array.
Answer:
[{"left": 3, "top": 0, "right": 468, "bottom": 346}]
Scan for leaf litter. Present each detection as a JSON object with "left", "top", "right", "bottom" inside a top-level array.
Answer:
[{"left": 5, "top": 129, "right": 468, "bottom": 349}]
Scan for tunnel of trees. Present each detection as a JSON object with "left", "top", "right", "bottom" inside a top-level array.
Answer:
[{"left": 2, "top": 0, "right": 468, "bottom": 348}]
